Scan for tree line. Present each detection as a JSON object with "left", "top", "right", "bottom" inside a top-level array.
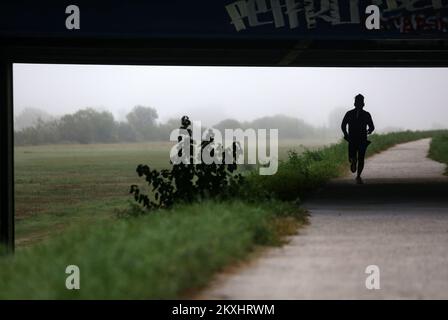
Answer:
[
  {"left": 14, "top": 106, "right": 337, "bottom": 146},
  {"left": 14, "top": 106, "right": 177, "bottom": 145}
]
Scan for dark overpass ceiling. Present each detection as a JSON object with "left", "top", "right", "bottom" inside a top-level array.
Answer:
[
  {"left": 1, "top": 0, "right": 448, "bottom": 66},
  {"left": 2, "top": 38, "right": 448, "bottom": 67}
]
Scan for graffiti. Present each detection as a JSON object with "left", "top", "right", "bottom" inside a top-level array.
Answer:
[
  {"left": 225, "top": 0, "right": 448, "bottom": 32},
  {"left": 225, "top": 0, "right": 362, "bottom": 31},
  {"left": 378, "top": 0, "right": 448, "bottom": 33},
  {"left": 373, "top": 0, "right": 448, "bottom": 13},
  {"left": 382, "top": 13, "right": 448, "bottom": 33}
]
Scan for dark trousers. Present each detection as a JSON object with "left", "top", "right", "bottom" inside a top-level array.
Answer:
[{"left": 348, "top": 140, "right": 368, "bottom": 166}]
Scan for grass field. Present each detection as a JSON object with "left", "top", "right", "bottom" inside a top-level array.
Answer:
[
  {"left": 14, "top": 142, "right": 173, "bottom": 245},
  {"left": 14, "top": 138, "right": 335, "bottom": 246}
]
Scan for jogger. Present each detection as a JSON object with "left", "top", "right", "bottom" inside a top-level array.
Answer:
[{"left": 341, "top": 94, "right": 375, "bottom": 183}]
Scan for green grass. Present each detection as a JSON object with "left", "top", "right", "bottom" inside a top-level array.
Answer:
[
  {"left": 0, "top": 200, "right": 306, "bottom": 299},
  {"left": 429, "top": 133, "right": 448, "bottom": 175},
  {"left": 14, "top": 139, "right": 331, "bottom": 245},
  {"left": 14, "top": 142, "right": 175, "bottom": 245}
]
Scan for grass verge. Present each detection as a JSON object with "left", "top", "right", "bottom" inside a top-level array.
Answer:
[
  {"left": 429, "top": 133, "right": 448, "bottom": 175},
  {"left": 0, "top": 200, "right": 306, "bottom": 299}
]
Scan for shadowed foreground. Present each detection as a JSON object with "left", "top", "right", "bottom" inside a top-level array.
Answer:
[{"left": 200, "top": 139, "right": 448, "bottom": 299}]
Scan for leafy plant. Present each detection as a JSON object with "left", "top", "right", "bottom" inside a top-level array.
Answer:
[{"left": 129, "top": 116, "right": 244, "bottom": 210}]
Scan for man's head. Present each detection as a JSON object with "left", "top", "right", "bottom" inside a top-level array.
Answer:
[{"left": 354, "top": 94, "right": 365, "bottom": 109}]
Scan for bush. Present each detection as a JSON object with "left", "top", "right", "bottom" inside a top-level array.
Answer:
[{"left": 129, "top": 116, "right": 244, "bottom": 210}]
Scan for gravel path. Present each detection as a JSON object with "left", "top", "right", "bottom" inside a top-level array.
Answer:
[{"left": 200, "top": 139, "right": 448, "bottom": 299}]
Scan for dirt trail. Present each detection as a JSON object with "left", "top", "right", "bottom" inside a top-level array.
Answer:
[{"left": 200, "top": 138, "right": 448, "bottom": 299}]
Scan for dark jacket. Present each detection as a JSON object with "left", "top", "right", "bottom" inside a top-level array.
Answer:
[{"left": 341, "top": 108, "right": 375, "bottom": 143}]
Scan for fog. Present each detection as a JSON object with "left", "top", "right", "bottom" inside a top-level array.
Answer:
[{"left": 13, "top": 64, "right": 448, "bottom": 131}]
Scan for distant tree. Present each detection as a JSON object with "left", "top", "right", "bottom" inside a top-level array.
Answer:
[
  {"left": 58, "top": 108, "right": 116, "bottom": 143},
  {"left": 249, "top": 114, "right": 315, "bottom": 139},
  {"left": 14, "top": 118, "right": 60, "bottom": 145},
  {"left": 14, "top": 107, "right": 53, "bottom": 131},
  {"left": 381, "top": 126, "right": 405, "bottom": 133},
  {"left": 126, "top": 106, "right": 159, "bottom": 141},
  {"left": 431, "top": 122, "right": 447, "bottom": 130},
  {"left": 91, "top": 110, "right": 117, "bottom": 143},
  {"left": 156, "top": 118, "right": 181, "bottom": 141},
  {"left": 116, "top": 121, "right": 137, "bottom": 142},
  {"left": 213, "top": 119, "right": 243, "bottom": 132}
]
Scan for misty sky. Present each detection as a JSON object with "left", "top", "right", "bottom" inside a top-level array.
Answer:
[{"left": 13, "top": 64, "right": 448, "bottom": 131}]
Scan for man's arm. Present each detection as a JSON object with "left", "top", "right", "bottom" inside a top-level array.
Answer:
[
  {"left": 341, "top": 112, "right": 349, "bottom": 139},
  {"left": 367, "top": 113, "right": 375, "bottom": 134}
]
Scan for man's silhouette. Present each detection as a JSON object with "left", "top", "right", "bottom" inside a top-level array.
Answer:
[{"left": 341, "top": 94, "right": 375, "bottom": 184}]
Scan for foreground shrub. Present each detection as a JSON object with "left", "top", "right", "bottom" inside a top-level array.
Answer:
[{"left": 129, "top": 116, "right": 244, "bottom": 210}]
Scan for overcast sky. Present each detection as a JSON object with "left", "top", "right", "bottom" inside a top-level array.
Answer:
[{"left": 13, "top": 64, "right": 448, "bottom": 131}]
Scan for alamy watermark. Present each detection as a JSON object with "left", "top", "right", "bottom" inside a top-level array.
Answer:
[
  {"left": 65, "top": 265, "right": 80, "bottom": 290},
  {"left": 169, "top": 121, "right": 279, "bottom": 175},
  {"left": 365, "top": 264, "right": 380, "bottom": 290}
]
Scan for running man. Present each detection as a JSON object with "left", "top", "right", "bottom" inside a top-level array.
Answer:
[{"left": 341, "top": 94, "right": 375, "bottom": 184}]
